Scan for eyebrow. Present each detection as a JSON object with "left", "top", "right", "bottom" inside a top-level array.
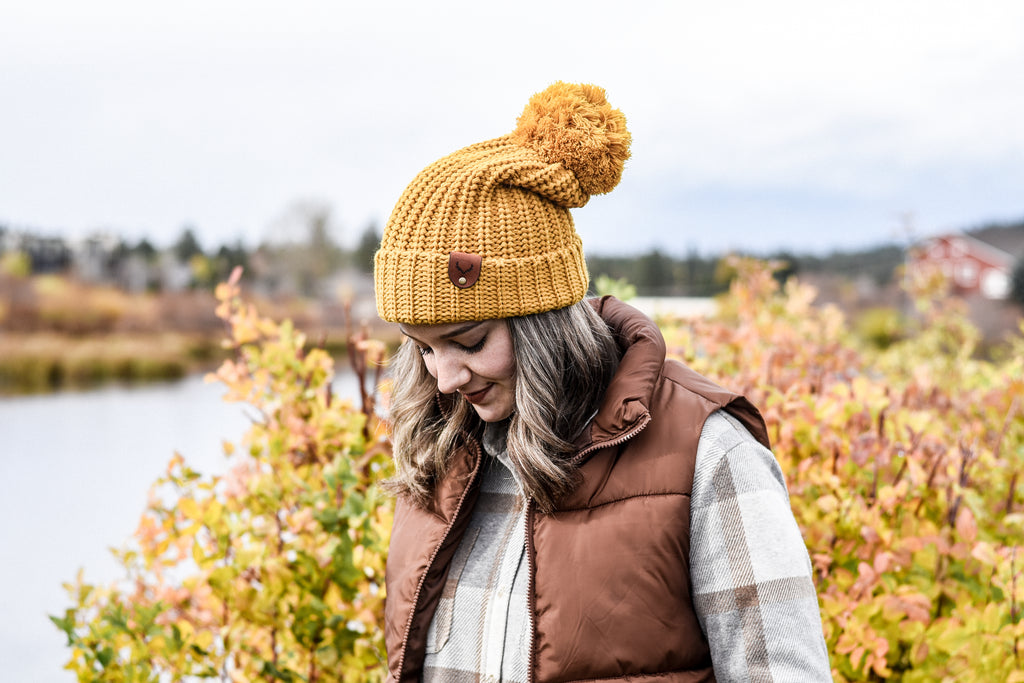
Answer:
[{"left": 399, "top": 321, "right": 484, "bottom": 343}]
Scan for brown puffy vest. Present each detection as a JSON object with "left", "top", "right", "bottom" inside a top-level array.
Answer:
[{"left": 384, "top": 299, "right": 770, "bottom": 682}]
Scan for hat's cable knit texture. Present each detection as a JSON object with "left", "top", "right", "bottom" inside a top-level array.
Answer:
[{"left": 375, "top": 82, "right": 631, "bottom": 324}]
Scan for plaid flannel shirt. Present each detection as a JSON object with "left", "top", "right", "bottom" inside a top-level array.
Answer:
[
  {"left": 421, "top": 425, "right": 531, "bottom": 682},
  {"left": 421, "top": 411, "right": 830, "bottom": 682},
  {"left": 691, "top": 411, "right": 831, "bottom": 681}
]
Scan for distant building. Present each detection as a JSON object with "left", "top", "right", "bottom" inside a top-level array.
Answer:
[
  {"left": 73, "top": 231, "right": 123, "bottom": 283},
  {"left": 0, "top": 229, "right": 72, "bottom": 274},
  {"left": 908, "top": 225, "right": 1024, "bottom": 300},
  {"left": 158, "top": 251, "right": 193, "bottom": 292}
]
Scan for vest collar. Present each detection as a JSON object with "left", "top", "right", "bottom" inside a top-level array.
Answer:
[{"left": 577, "top": 296, "right": 666, "bottom": 452}]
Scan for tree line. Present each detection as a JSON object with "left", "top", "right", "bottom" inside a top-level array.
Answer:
[
  {"left": 7, "top": 214, "right": 1024, "bottom": 306},
  {"left": 587, "top": 243, "right": 907, "bottom": 297}
]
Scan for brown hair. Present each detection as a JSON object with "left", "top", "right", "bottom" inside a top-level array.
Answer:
[{"left": 385, "top": 299, "right": 619, "bottom": 511}]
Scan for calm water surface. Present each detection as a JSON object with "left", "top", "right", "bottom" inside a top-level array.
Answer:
[{"left": 0, "top": 372, "right": 359, "bottom": 683}]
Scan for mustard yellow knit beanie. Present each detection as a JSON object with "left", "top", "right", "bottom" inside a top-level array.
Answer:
[{"left": 374, "top": 82, "right": 631, "bottom": 324}]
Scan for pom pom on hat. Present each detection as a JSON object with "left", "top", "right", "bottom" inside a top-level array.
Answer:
[{"left": 512, "top": 81, "right": 631, "bottom": 195}]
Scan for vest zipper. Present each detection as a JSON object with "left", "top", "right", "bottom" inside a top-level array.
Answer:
[
  {"left": 525, "top": 501, "right": 536, "bottom": 683},
  {"left": 526, "top": 413, "right": 650, "bottom": 683},
  {"left": 395, "top": 441, "right": 482, "bottom": 682},
  {"left": 572, "top": 413, "right": 651, "bottom": 465}
]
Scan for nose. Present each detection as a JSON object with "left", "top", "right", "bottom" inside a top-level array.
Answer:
[{"left": 432, "top": 350, "right": 471, "bottom": 395}]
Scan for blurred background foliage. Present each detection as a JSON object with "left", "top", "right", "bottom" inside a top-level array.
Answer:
[
  {"left": 52, "top": 259, "right": 1024, "bottom": 681},
  {"left": 4, "top": 213, "right": 1023, "bottom": 395}
]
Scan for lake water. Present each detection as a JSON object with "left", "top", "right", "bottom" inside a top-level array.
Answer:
[{"left": 0, "top": 371, "right": 360, "bottom": 683}]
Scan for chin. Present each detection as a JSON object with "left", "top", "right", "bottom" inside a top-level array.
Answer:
[{"left": 472, "top": 405, "right": 513, "bottom": 423}]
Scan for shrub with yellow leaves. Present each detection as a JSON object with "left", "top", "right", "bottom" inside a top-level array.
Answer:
[
  {"left": 52, "top": 267, "right": 393, "bottom": 682},
  {"left": 662, "top": 256, "right": 1024, "bottom": 681},
  {"left": 54, "top": 259, "right": 1024, "bottom": 681}
]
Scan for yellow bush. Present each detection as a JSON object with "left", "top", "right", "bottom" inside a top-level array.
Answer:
[
  {"left": 53, "top": 269, "right": 393, "bottom": 681},
  {"left": 665, "top": 257, "right": 1023, "bottom": 681},
  {"left": 55, "top": 261, "right": 1024, "bottom": 681}
]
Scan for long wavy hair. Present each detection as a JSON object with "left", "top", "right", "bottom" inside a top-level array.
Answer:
[{"left": 385, "top": 299, "right": 620, "bottom": 512}]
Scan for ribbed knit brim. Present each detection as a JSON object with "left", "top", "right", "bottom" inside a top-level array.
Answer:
[{"left": 374, "top": 238, "right": 588, "bottom": 324}]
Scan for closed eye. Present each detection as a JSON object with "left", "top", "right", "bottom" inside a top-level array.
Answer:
[
  {"left": 414, "top": 338, "right": 484, "bottom": 355},
  {"left": 458, "top": 335, "right": 487, "bottom": 354},
  {"left": 404, "top": 329, "right": 487, "bottom": 356}
]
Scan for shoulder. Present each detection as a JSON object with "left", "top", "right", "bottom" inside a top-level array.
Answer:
[
  {"left": 693, "top": 410, "right": 787, "bottom": 505},
  {"left": 656, "top": 359, "right": 740, "bottom": 409},
  {"left": 653, "top": 360, "right": 771, "bottom": 447},
  {"left": 699, "top": 409, "right": 764, "bottom": 452}
]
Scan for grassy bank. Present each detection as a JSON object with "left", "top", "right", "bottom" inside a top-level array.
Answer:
[
  {"left": 0, "top": 333, "right": 223, "bottom": 394},
  {"left": 0, "top": 273, "right": 402, "bottom": 394},
  {"left": 0, "top": 328, "right": 399, "bottom": 395}
]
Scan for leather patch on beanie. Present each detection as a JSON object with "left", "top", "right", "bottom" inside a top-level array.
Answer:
[{"left": 448, "top": 252, "right": 482, "bottom": 289}]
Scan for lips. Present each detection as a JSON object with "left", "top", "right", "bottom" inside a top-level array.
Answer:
[{"left": 461, "top": 384, "right": 492, "bottom": 404}]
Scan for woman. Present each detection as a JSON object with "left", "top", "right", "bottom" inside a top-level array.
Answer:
[{"left": 374, "top": 82, "right": 830, "bottom": 682}]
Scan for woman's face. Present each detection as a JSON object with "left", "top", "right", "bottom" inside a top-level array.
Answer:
[{"left": 399, "top": 319, "right": 516, "bottom": 423}]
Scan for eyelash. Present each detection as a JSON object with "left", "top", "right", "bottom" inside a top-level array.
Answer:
[
  {"left": 461, "top": 336, "right": 487, "bottom": 354},
  {"left": 416, "top": 336, "right": 487, "bottom": 356}
]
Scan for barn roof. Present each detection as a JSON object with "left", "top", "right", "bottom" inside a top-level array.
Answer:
[{"left": 967, "top": 222, "right": 1024, "bottom": 260}]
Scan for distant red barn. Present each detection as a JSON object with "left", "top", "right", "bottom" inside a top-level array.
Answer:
[{"left": 908, "top": 226, "right": 1024, "bottom": 300}]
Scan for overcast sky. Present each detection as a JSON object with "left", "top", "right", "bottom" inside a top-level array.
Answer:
[{"left": 2, "top": 0, "right": 1023, "bottom": 256}]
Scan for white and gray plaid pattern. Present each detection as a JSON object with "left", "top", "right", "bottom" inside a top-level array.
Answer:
[
  {"left": 422, "top": 425, "right": 530, "bottom": 683},
  {"left": 691, "top": 411, "right": 831, "bottom": 681}
]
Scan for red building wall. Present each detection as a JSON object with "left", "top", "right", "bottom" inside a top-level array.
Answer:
[{"left": 908, "top": 235, "right": 1011, "bottom": 299}]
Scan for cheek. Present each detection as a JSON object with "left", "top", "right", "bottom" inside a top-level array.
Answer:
[
  {"left": 486, "top": 349, "right": 516, "bottom": 383},
  {"left": 498, "top": 357, "right": 516, "bottom": 382},
  {"left": 488, "top": 336, "right": 516, "bottom": 382},
  {"left": 421, "top": 355, "right": 438, "bottom": 379}
]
